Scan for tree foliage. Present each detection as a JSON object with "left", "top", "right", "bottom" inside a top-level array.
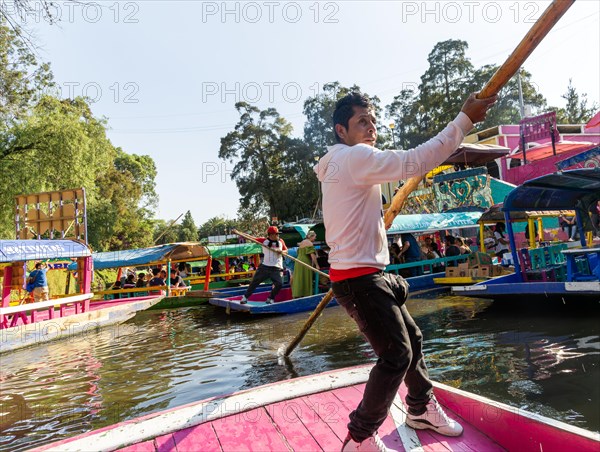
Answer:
[
  {"left": 555, "top": 79, "right": 598, "bottom": 124},
  {"left": 197, "top": 216, "right": 237, "bottom": 240},
  {"left": 87, "top": 149, "right": 157, "bottom": 251},
  {"left": 219, "top": 102, "right": 295, "bottom": 219},
  {"left": 0, "top": 18, "right": 55, "bottom": 124},
  {"left": 302, "top": 82, "right": 383, "bottom": 153},
  {"left": 0, "top": 19, "right": 159, "bottom": 248},
  {"left": 153, "top": 219, "right": 180, "bottom": 245},
  {"left": 178, "top": 210, "right": 198, "bottom": 242},
  {"left": 386, "top": 40, "right": 549, "bottom": 149}
]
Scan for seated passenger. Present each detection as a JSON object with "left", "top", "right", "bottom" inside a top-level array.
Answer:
[
  {"left": 148, "top": 269, "right": 165, "bottom": 287},
  {"left": 169, "top": 268, "right": 186, "bottom": 288},
  {"left": 123, "top": 273, "right": 136, "bottom": 289},
  {"left": 444, "top": 235, "right": 462, "bottom": 267},
  {"left": 111, "top": 279, "right": 122, "bottom": 299},
  {"left": 136, "top": 272, "right": 147, "bottom": 288}
]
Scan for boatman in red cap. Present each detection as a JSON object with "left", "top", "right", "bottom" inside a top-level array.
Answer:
[
  {"left": 315, "top": 91, "right": 496, "bottom": 451},
  {"left": 240, "top": 225, "right": 288, "bottom": 304}
]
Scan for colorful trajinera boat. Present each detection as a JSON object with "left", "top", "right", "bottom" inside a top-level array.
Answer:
[
  {"left": 0, "top": 240, "right": 164, "bottom": 353},
  {"left": 453, "top": 169, "right": 600, "bottom": 302},
  {"left": 34, "top": 364, "right": 600, "bottom": 451},
  {"left": 69, "top": 242, "right": 276, "bottom": 310},
  {"left": 209, "top": 287, "right": 336, "bottom": 315}
]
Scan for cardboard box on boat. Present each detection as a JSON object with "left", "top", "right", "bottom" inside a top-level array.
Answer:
[
  {"left": 468, "top": 252, "right": 493, "bottom": 268},
  {"left": 492, "top": 265, "right": 504, "bottom": 276},
  {"left": 469, "top": 265, "right": 491, "bottom": 278},
  {"left": 446, "top": 262, "right": 468, "bottom": 278},
  {"left": 477, "top": 265, "right": 492, "bottom": 278}
]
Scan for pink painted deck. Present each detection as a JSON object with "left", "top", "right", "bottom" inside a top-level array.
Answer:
[{"left": 34, "top": 365, "right": 600, "bottom": 452}]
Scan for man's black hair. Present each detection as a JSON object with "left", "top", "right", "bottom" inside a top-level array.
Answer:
[{"left": 332, "top": 92, "right": 373, "bottom": 143}]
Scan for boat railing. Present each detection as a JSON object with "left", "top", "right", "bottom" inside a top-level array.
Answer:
[
  {"left": 0, "top": 293, "right": 93, "bottom": 329},
  {"left": 94, "top": 285, "right": 191, "bottom": 300},
  {"left": 309, "top": 255, "right": 473, "bottom": 295},
  {"left": 385, "top": 254, "right": 470, "bottom": 275},
  {"left": 186, "top": 270, "right": 256, "bottom": 285}
]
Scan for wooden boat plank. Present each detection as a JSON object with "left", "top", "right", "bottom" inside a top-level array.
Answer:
[
  {"left": 38, "top": 365, "right": 598, "bottom": 452},
  {"left": 266, "top": 400, "right": 323, "bottom": 451},
  {"left": 154, "top": 434, "right": 177, "bottom": 452},
  {"left": 210, "top": 406, "right": 290, "bottom": 452},
  {"left": 172, "top": 423, "right": 220, "bottom": 451},
  {"left": 118, "top": 439, "right": 157, "bottom": 451},
  {"left": 288, "top": 395, "right": 343, "bottom": 451},
  {"left": 303, "top": 390, "right": 355, "bottom": 442}
]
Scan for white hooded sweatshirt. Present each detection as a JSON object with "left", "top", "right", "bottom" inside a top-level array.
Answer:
[{"left": 314, "top": 112, "right": 473, "bottom": 272}]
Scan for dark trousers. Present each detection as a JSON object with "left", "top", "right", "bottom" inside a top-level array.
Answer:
[
  {"left": 244, "top": 264, "right": 283, "bottom": 300},
  {"left": 332, "top": 272, "right": 433, "bottom": 442}
]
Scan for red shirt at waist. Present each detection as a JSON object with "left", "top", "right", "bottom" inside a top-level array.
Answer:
[{"left": 329, "top": 267, "right": 380, "bottom": 282}]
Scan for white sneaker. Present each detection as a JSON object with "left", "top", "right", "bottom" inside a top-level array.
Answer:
[
  {"left": 240, "top": 296, "right": 248, "bottom": 304},
  {"left": 406, "top": 398, "right": 463, "bottom": 436},
  {"left": 265, "top": 298, "right": 273, "bottom": 304},
  {"left": 341, "top": 432, "right": 389, "bottom": 452},
  {"left": 568, "top": 238, "right": 575, "bottom": 242}
]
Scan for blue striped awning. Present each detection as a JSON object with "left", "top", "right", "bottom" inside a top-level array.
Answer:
[
  {"left": 67, "top": 242, "right": 209, "bottom": 270},
  {"left": 387, "top": 211, "right": 482, "bottom": 235},
  {"left": 0, "top": 240, "right": 91, "bottom": 263}
]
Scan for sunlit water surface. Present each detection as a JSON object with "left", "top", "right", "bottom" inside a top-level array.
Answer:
[{"left": 1, "top": 296, "right": 599, "bottom": 450}]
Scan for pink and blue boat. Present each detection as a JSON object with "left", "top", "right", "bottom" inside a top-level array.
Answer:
[
  {"left": 453, "top": 169, "right": 600, "bottom": 302},
  {"left": 209, "top": 287, "right": 337, "bottom": 315},
  {"left": 34, "top": 364, "right": 600, "bottom": 451}
]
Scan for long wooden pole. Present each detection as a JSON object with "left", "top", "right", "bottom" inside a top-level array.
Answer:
[
  {"left": 383, "top": 0, "right": 575, "bottom": 229},
  {"left": 286, "top": 0, "right": 575, "bottom": 358}
]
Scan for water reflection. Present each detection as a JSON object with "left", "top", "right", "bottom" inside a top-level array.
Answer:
[{"left": 0, "top": 297, "right": 598, "bottom": 450}]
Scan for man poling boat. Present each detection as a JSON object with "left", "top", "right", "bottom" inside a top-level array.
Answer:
[{"left": 283, "top": 2, "right": 577, "bottom": 450}]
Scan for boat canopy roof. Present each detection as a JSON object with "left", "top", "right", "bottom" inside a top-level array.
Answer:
[
  {"left": 479, "top": 203, "right": 575, "bottom": 224},
  {"left": 73, "top": 242, "right": 210, "bottom": 270},
  {"left": 387, "top": 211, "right": 482, "bottom": 235},
  {"left": 503, "top": 168, "right": 600, "bottom": 213},
  {"left": 0, "top": 239, "right": 91, "bottom": 263},
  {"left": 443, "top": 143, "right": 510, "bottom": 166},
  {"left": 207, "top": 243, "right": 262, "bottom": 258}
]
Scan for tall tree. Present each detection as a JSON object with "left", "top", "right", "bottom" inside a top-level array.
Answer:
[
  {"left": 153, "top": 219, "right": 180, "bottom": 245},
  {"left": 417, "top": 40, "right": 474, "bottom": 137},
  {"left": 555, "top": 79, "right": 598, "bottom": 124},
  {"left": 467, "top": 65, "right": 546, "bottom": 128},
  {"left": 219, "top": 102, "right": 292, "bottom": 219},
  {"left": 0, "top": 96, "right": 116, "bottom": 238},
  {"left": 235, "top": 206, "right": 268, "bottom": 236},
  {"left": 0, "top": 19, "right": 54, "bottom": 124},
  {"left": 178, "top": 210, "right": 198, "bottom": 242},
  {"left": 387, "top": 40, "right": 548, "bottom": 148},
  {"left": 386, "top": 87, "right": 420, "bottom": 150},
  {"left": 198, "top": 216, "right": 237, "bottom": 240},
  {"left": 87, "top": 149, "right": 157, "bottom": 251},
  {"left": 278, "top": 137, "right": 320, "bottom": 220}
]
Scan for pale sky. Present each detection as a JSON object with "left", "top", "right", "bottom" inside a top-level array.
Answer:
[{"left": 17, "top": 0, "right": 600, "bottom": 226}]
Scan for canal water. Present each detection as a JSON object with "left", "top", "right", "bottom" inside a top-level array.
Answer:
[{"left": 1, "top": 296, "right": 599, "bottom": 450}]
